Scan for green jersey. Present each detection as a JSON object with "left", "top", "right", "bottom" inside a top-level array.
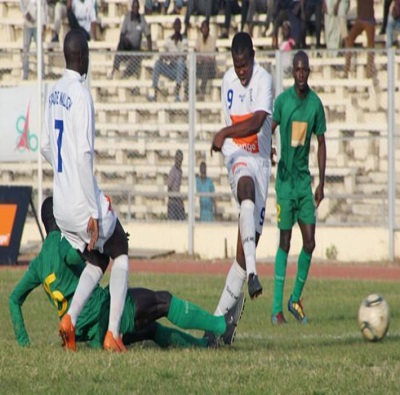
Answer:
[
  {"left": 273, "top": 85, "right": 326, "bottom": 198},
  {"left": 9, "top": 231, "right": 135, "bottom": 348}
]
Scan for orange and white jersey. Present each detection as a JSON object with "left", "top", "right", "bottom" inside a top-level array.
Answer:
[{"left": 221, "top": 62, "right": 273, "bottom": 160}]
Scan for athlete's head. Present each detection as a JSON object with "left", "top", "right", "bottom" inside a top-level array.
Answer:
[
  {"left": 292, "top": 50, "right": 310, "bottom": 96},
  {"left": 63, "top": 29, "right": 89, "bottom": 77},
  {"left": 231, "top": 32, "right": 255, "bottom": 87},
  {"left": 41, "top": 197, "right": 60, "bottom": 235}
]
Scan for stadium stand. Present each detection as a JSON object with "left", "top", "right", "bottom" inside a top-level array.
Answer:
[{"left": 0, "top": 0, "right": 396, "bottom": 224}]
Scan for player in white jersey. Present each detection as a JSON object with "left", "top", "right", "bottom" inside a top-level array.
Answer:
[
  {"left": 41, "top": 29, "right": 129, "bottom": 352},
  {"left": 211, "top": 32, "right": 273, "bottom": 317}
]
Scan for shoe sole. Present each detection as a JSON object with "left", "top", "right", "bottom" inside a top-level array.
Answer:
[
  {"left": 248, "top": 281, "right": 263, "bottom": 300},
  {"left": 226, "top": 293, "right": 246, "bottom": 345}
]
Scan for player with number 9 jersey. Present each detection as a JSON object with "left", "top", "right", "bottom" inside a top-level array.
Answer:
[{"left": 210, "top": 33, "right": 273, "bottom": 321}]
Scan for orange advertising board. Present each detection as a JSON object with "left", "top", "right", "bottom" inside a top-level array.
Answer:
[{"left": 0, "top": 204, "right": 17, "bottom": 247}]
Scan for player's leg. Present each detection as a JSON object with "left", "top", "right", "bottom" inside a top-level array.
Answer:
[
  {"left": 288, "top": 193, "right": 316, "bottom": 323},
  {"left": 271, "top": 229, "right": 291, "bottom": 324},
  {"left": 238, "top": 175, "right": 263, "bottom": 299},
  {"left": 213, "top": 231, "right": 247, "bottom": 316},
  {"left": 124, "top": 321, "right": 209, "bottom": 349},
  {"left": 102, "top": 219, "right": 130, "bottom": 351},
  {"left": 271, "top": 196, "right": 294, "bottom": 324},
  {"left": 60, "top": 249, "right": 108, "bottom": 351},
  {"left": 131, "top": 287, "right": 244, "bottom": 345},
  {"left": 131, "top": 288, "right": 226, "bottom": 336}
]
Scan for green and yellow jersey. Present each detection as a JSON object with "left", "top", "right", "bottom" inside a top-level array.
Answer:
[
  {"left": 9, "top": 231, "right": 135, "bottom": 348},
  {"left": 273, "top": 85, "right": 326, "bottom": 198}
]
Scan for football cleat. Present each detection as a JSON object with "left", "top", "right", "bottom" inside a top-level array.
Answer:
[
  {"left": 288, "top": 295, "right": 308, "bottom": 324},
  {"left": 222, "top": 292, "right": 246, "bottom": 345},
  {"left": 103, "top": 331, "right": 127, "bottom": 352},
  {"left": 271, "top": 312, "right": 287, "bottom": 325},
  {"left": 248, "top": 273, "right": 263, "bottom": 299},
  {"left": 59, "top": 313, "right": 76, "bottom": 351}
]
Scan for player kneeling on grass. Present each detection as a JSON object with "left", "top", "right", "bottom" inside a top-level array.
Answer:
[{"left": 9, "top": 197, "right": 245, "bottom": 350}]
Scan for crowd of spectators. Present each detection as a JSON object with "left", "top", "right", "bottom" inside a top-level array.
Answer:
[
  {"left": 16, "top": 0, "right": 400, "bottom": 81},
  {"left": 22, "top": 0, "right": 399, "bottom": 51}
]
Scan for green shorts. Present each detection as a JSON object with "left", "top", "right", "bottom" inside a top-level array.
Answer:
[{"left": 276, "top": 192, "right": 316, "bottom": 230}]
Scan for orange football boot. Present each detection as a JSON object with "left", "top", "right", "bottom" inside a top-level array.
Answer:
[
  {"left": 103, "top": 331, "right": 127, "bottom": 352},
  {"left": 59, "top": 313, "right": 76, "bottom": 351}
]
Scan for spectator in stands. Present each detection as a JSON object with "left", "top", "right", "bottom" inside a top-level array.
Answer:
[
  {"left": 245, "top": 0, "right": 269, "bottom": 37},
  {"left": 272, "top": 0, "right": 302, "bottom": 49},
  {"left": 218, "top": 0, "right": 248, "bottom": 39},
  {"left": 168, "top": 150, "right": 185, "bottom": 221},
  {"left": 279, "top": 20, "right": 295, "bottom": 76},
  {"left": 380, "top": 0, "right": 393, "bottom": 35},
  {"left": 107, "top": 0, "right": 152, "bottom": 80},
  {"left": 323, "top": 0, "right": 350, "bottom": 52},
  {"left": 271, "top": 0, "right": 289, "bottom": 48},
  {"left": 147, "top": 17, "right": 188, "bottom": 102},
  {"left": 196, "top": 161, "right": 216, "bottom": 222},
  {"left": 195, "top": 20, "right": 216, "bottom": 95},
  {"left": 183, "top": 0, "right": 220, "bottom": 37},
  {"left": 144, "top": 0, "right": 184, "bottom": 15},
  {"left": 51, "top": 0, "right": 67, "bottom": 42},
  {"left": 299, "top": 0, "right": 323, "bottom": 49},
  {"left": 344, "top": 0, "right": 375, "bottom": 78},
  {"left": 66, "top": 0, "right": 97, "bottom": 41},
  {"left": 20, "top": 0, "right": 47, "bottom": 80},
  {"left": 386, "top": 0, "right": 400, "bottom": 48}
]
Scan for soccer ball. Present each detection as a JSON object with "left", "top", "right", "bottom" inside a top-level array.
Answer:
[{"left": 358, "top": 294, "right": 390, "bottom": 342}]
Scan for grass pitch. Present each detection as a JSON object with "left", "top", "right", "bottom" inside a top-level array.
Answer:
[{"left": 1, "top": 268, "right": 400, "bottom": 394}]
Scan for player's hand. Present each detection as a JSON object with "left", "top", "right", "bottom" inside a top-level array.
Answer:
[
  {"left": 210, "top": 131, "right": 224, "bottom": 157},
  {"left": 314, "top": 184, "right": 325, "bottom": 208},
  {"left": 86, "top": 217, "right": 99, "bottom": 251}
]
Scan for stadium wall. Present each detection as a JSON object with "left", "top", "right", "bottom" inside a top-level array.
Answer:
[{"left": 20, "top": 221, "right": 398, "bottom": 263}]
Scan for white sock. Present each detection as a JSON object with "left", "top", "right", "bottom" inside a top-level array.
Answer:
[
  {"left": 240, "top": 199, "right": 257, "bottom": 276},
  {"left": 214, "top": 259, "right": 246, "bottom": 316},
  {"left": 67, "top": 263, "right": 103, "bottom": 326},
  {"left": 108, "top": 254, "right": 129, "bottom": 338}
]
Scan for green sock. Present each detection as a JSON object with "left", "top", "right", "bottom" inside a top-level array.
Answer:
[
  {"left": 272, "top": 247, "right": 288, "bottom": 315},
  {"left": 292, "top": 249, "right": 312, "bottom": 302},
  {"left": 168, "top": 296, "right": 226, "bottom": 336},
  {"left": 154, "top": 323, "right": 207, "bottom": 349}
]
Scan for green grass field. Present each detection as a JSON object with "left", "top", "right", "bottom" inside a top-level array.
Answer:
[{"left": 1, "top": 268, "right": 400, "bottom": 394}]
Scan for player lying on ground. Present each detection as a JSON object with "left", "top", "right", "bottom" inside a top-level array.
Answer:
[{"left": 9, "top": 197, "right": 245, "bottom": 350}]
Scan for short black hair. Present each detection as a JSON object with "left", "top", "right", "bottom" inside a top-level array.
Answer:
[
  {"left": 293, "top": 50, "right": 309, "bottom": 68},
  {"left": 63, "top": 29, "right": 88, "bottom": 65},
  {"left": 41, "top": 197, "right": 60, "bottom": 235},
  {"left": 231, "top": 32, "right": 254, "bottom": 58}
]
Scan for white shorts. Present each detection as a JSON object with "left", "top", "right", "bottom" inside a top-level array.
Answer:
[
  {"left": 226, "top": 154, "right": 271, "bottom": 235},
  {"left": 61, "top": 195, "right": 117, "bottom": 253}
]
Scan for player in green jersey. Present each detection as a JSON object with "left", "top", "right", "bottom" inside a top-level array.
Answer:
[
  {"left": 271, "top": 50, "right": 326, "bottom": 325},
  {"left": 9, "top": 197, "right": 245, "bottom": 350}
]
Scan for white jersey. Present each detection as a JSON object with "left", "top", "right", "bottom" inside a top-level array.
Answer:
[
  {"left": 41, "top": 69, "right": 115, "bottom": 251},
  {"left": 221, "top": 62, "right": 273, "bottom": 160}
]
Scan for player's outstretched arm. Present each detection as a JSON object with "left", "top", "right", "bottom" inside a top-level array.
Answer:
[{"left": 9, "top": 261, "right": 42, "bottom": 346}]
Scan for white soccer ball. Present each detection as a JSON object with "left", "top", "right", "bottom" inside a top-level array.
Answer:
[{"left": 358, "top": 294, "right": 390, "bottom": 342}]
